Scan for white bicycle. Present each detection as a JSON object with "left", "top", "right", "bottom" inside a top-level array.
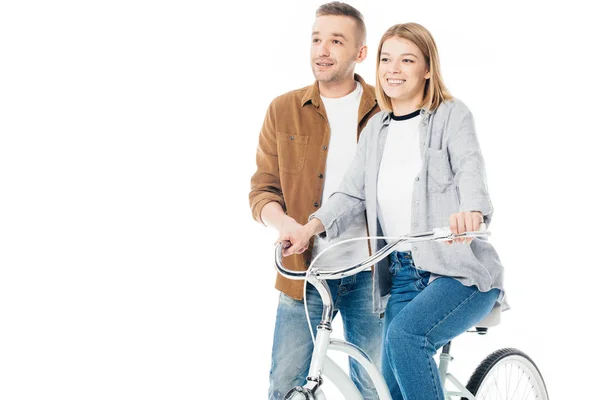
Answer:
[{"left": 274, "top": 227, "right": 549, "bottom": 400}]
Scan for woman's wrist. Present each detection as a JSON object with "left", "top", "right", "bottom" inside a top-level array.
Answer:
[{"left": 307, "top": 218, "right": 325, "bottom": 236}]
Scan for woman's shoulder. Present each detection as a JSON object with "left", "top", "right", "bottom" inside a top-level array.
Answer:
[
  {"left": 370, "top": 109, "right": 391, "bottom": 125},
  {"left": 362, "top": 110, "right": 391, "bottom": 135},
  {"left": 433, "top": 97, "right": 472, "bottom": 120}
]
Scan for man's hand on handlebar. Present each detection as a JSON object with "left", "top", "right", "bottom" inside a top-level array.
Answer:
[{"left": 278, "top": 218, "right": 325, "bottom": 257}]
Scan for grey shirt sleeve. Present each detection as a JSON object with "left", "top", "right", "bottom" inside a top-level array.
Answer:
[
  {"left": 309, "top": 117, "right": 376, "bottom": 240},
  {"left": 447, "top": 103, "right": 494, "bottom": 221}
]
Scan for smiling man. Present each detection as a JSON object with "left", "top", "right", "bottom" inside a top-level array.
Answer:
[{"left": 249, "top": 2, "right": 381, "bottom": 399}]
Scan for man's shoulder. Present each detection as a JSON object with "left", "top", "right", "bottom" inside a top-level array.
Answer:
[
  {"left": 361, "top": 81, "right": 377, "bottom": 96},
  {"left": 269, "top": 84, "right": 313, "bottom": 110},
  {"left": 360, "top": 110, "right": 388, "bottom": 140}
]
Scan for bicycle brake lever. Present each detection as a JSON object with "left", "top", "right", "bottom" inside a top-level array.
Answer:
[{"left": 433, "top": 227, "right": 453, "bottom": 240}]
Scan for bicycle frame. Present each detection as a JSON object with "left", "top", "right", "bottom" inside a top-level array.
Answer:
[{"left": 274, "top": 227, "right": 489, "bottom": 399}]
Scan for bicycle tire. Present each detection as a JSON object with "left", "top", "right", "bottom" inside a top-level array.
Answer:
[{"left": 461, "top": 347, "right": 549, "bottom": 400}]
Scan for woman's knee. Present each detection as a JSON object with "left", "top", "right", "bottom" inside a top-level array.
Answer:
[{"left": 386, "top": 322, "right": 423, "bottom": 356}]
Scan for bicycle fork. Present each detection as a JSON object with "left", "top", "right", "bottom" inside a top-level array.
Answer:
[{"left": 284, "top": 274, "right": 333, "bottom": 400}]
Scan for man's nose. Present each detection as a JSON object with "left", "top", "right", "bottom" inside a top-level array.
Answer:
[{"left": 317, "top": 43, "right": 330, "bottom": 57}]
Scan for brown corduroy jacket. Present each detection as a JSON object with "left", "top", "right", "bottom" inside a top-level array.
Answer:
[{"left": 249, "top": 74, "right": 380, "bottom": 300}]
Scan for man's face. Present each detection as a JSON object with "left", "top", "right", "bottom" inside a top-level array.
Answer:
[{"left": 310, "top": 15, "right": 361, "bottom": 84}]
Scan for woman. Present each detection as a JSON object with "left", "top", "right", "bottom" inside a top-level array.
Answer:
[{"left": 281, "top": 23, "right": 505, "bottom": 400}]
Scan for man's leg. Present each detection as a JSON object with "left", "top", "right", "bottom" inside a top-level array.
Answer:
[
  {"left": 268, "top": 283, "right": 339, "bottom": 400},
  {"left": 336, "top": 271, "right": 384, "bottom": 400}
]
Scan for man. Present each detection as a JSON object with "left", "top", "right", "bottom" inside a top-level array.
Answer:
[{"left": 249, "top": 2, "right": 381, "bottom": 399}]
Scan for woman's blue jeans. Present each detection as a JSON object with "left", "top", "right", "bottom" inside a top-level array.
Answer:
[{"left": 382, "top": 251, "right": 500, "bottom": 400}]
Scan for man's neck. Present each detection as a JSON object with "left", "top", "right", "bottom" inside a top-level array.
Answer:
[{"left": 318, "top": 76, "right": 357, "bottom": 99}]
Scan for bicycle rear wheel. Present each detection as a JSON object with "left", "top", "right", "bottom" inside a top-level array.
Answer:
[{"left": 462, "top": 348, "right": 549, "bottom": 400}]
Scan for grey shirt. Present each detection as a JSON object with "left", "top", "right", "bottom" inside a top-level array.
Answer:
[{"left": 310, "top": 99, "right": 505, "bottom": 313}]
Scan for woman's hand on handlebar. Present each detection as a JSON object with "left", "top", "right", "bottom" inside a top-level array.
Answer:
[
  {"left": 279, "top": 218, "right": 325, "bottom": 257},
  {"left": 448, "top": 211, "right": 484, "bottom": 244}
]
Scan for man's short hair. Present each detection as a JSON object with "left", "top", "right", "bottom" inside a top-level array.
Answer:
[{"left": 316, "top": 2, "right": 366, "bottom": 46}]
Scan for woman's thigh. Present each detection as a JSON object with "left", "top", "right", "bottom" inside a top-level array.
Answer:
[{"left": 388, "top": 277, "right": 500, "bottom": 349}]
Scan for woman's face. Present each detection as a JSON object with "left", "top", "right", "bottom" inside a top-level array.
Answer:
[{"left": 378, "top": 37, "right": 430, "bottom": 108}]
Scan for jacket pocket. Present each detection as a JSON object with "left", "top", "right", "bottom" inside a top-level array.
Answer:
[
  {"left": 276, "top": 133, "right": 309, "bottom": 173},
  {"left": 426, "top": 148, "right": 453, "bottom": 193}
]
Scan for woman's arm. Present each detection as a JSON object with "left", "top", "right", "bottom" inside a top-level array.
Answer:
[
  {"left": 309, "top": 115, "right": 380, "bottom": 240},
  {"left": 446, "top": 101, "right": 493, "bottom": 240},
  {"left": 279, "top": 114, "right": 381, "bottom": 254},
  {"left": 447, "top": 103, "right": 493, "bottom": 218}
]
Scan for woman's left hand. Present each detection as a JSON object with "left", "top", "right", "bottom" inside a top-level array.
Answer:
[{"left": 448, "top": 211, "right": 484, "bottom": 244}]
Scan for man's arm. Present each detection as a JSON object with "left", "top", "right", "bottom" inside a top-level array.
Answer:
[{"left": 249, "top": 101, "right": 286, "bottom": 225}]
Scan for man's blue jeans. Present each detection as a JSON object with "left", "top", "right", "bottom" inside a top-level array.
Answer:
[
  {"left": 269, "top": 271, "right": 383, "bottom": 400},
  {"left": 383, "top": 251, "right": 500, "bottom": 400}
]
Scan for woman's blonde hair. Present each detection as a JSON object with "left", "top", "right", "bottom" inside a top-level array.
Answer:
[{"left": 375, "top": 23, "right": 452, "bottom": 112}]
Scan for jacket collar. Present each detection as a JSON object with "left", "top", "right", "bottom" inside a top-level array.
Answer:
[{"left": 301, "top": 73, "right": 377, "bottom": 120}]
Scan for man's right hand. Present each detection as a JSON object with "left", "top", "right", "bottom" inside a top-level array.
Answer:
[
  {"left": 261, "top": 202, "right": 311, "bottom": 257},
  {"left": 279, "top": 218, "right": 325, "bottom": 257},
  {"left": 277, "top": 217, "right": 311, "bottom": 257}
]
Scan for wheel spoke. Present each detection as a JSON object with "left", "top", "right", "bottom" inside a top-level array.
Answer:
[
  {"left": 473, "top": 352, "right": 547, "bottom": 400},
  {"left": 509, "top": 364, "right": 525, "bottom": 400}
]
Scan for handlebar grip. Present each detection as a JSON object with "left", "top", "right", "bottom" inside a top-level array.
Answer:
[{"left": 274, "top": 242, "right": 308, "bottom": 280}]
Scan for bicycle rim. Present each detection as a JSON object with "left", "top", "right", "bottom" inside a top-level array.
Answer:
[{"left": 473, "top": 352, "right": 549, "bottom": 400}]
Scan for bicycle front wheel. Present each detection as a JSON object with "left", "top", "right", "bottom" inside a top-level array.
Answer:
[{"left": 462, "top": 348, "right": 549, "bottom": 400}]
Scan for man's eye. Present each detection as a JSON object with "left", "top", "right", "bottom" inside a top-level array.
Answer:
[
  {"left": 403, "top": 59, "right": 414, "bottom": 63},
  {"left": 333, "top": 40, "right": 342, "bottom": 45},
  {"left": 313, "top": 38, "right": 320, "bottom": 43}
]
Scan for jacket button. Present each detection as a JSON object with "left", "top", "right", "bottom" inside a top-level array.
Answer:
[
  {"left": 412, "top": 246, "right": 418, "bottom": 252},
  {"left": 290, "top": 135, "right": 295, "bottom": 140},
  {"left": 305, "top": 261, "right": 310, "bottom": 266},
  {"left": 415, "top": 200, "right": 419, "bottom": 205},
  {"left": 318, "top": 173, "right": 323, "bottom": 179},
  {"left": 322, "top": 145, "right": 328, "bottom": 150},
  {"left": 413, "top": 223, "right": 418, "bottom": 228},
  {"left": 314, "top": 202, "right": 319, "bottom": 207},
  {"left": 415, "top": 177, "right": 420, "bottom": 181}
]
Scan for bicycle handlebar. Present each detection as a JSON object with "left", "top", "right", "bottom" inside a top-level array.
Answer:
[{"left": 274, "top": 226, "right": 489, "bottom": 281}]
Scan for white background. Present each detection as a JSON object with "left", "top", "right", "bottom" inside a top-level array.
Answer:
[{"left": 1, "top": 0, "right": 598, "bottom": 399}]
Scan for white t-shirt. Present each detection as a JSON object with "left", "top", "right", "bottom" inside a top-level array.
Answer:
[
  {"left": 311, "top": 82, "right": 369, "bottom": 269},
  {"left": 377, "top": 110, "right": 423, "bottom": 251}
]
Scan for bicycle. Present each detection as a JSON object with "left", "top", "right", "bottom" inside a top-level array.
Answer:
[{"left": 274, "top": 227, "right": 549, "bottom": 400}]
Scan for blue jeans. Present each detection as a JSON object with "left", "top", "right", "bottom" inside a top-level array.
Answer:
[
  {"left": 269, "top": 271, "right": 383, "bottom": 400},
  {"left": 382, "top": 251, "right": 500, "bottom": 400}
]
